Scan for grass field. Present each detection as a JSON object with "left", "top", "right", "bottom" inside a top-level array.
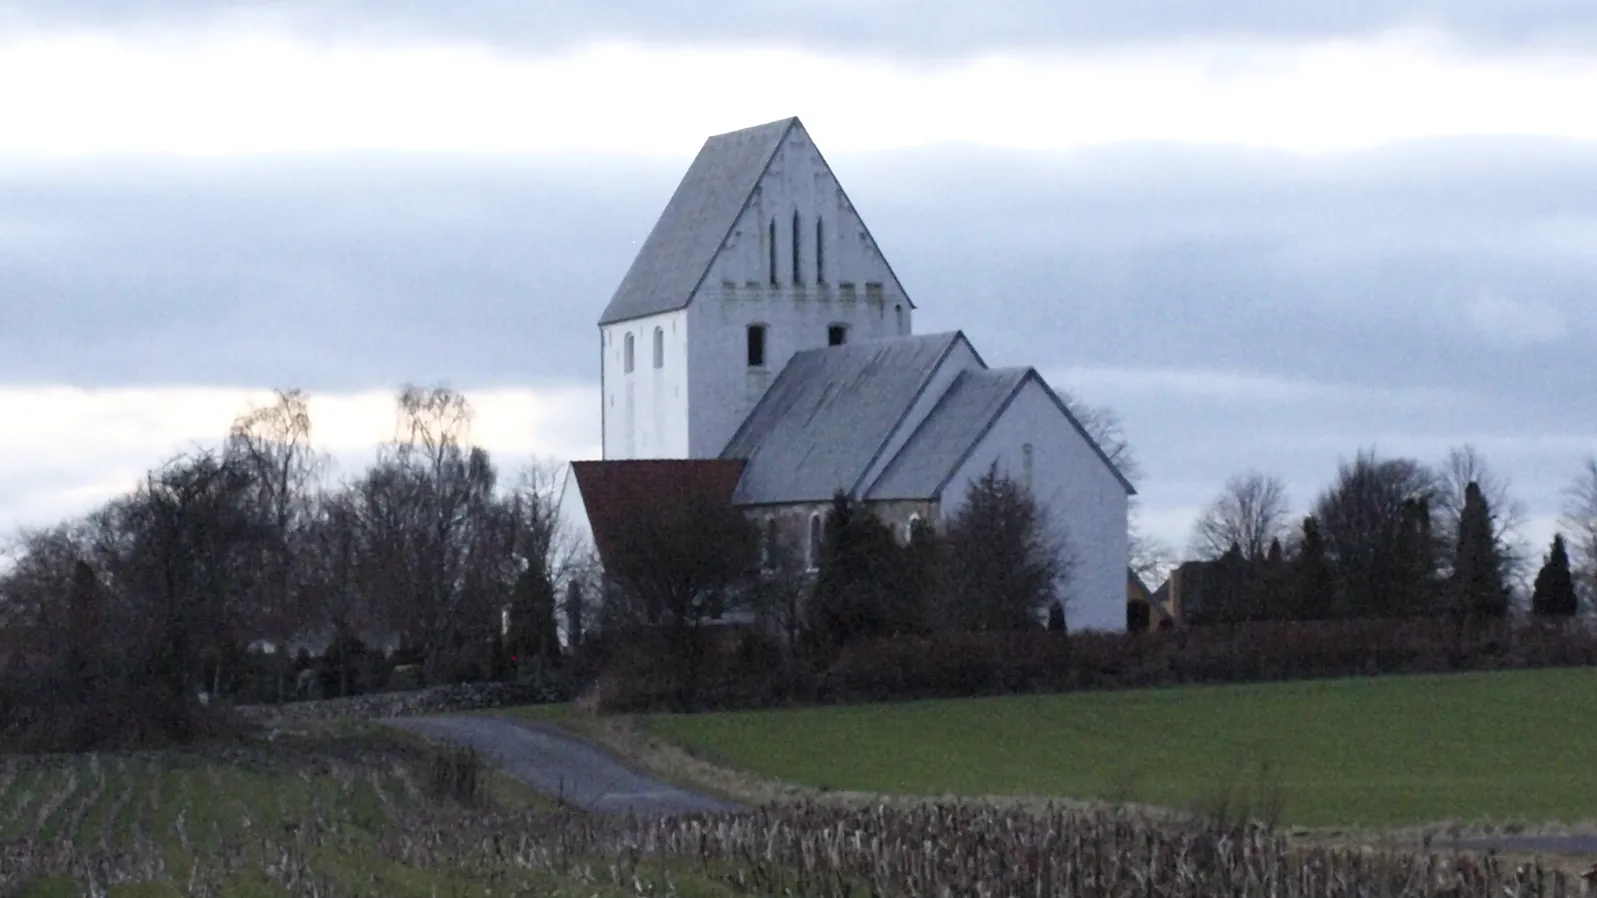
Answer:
[{"left": 642, "top": 667, "right": 1597, "bottom": 829}]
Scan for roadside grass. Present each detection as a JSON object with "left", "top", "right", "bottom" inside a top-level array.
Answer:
[
  {"left": 640, "top": 667, "right": 1597, "bottom": 831},
  {"left": 0, "top": 719, "right": 739, "bottom": 897},
  {"left": 491, "top": 701, "right": 575, "bottom": 726}
]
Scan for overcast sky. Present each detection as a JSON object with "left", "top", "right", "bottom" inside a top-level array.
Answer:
[{"left": 1, "top": 0, "right": 1593, "bottom": 569}]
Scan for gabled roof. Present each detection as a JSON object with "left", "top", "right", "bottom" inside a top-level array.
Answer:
[
  {"left": 863, "top": 367, "right": 1030, "bottom": 500},
  {"left": 598, "top": 118, "right": 797, "bottom": 326},
  {"left": 864, "top": 366, "right": 1138, "bottom": 500},
  {"left": 571, "top": 459, "right": 747, "bottom": 567},
  {"left": 721, "top": 332, "right": 970, "bottom": 505}
]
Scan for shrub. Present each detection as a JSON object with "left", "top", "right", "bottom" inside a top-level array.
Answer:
[
  {"left": 424, "top": 744, "right": 484, "bottom": 807},
  {"left": 593, "top": 615, "right": 1597, "bottom": 713}
]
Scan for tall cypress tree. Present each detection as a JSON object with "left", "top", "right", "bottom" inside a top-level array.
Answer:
[
  {"left": 1453, "top": 482, "right": 1509, "bottom": 620},
  {"left": 1532, "top": 533, "right": 1579, "bottom": 617},
  {"left": 1293, "top": 516, "right": 1335, "bottom": 620}
]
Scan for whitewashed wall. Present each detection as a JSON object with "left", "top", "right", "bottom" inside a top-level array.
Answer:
[
  {"left": 600, "top": 308, "right": 690, "bottom": 460},
  {"left": 939, "top": 377, "right": 1131, "bottom": 632},
  {"left": 685, "top": 122, "right": 913, "bottom": 458}
]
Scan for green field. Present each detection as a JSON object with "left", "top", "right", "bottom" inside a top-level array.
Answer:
[{"left": 643, "top": 667, "right": 1597, "bottom": 829}]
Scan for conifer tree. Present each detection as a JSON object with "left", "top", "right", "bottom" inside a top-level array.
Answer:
[
  {"left": 1452, "top": 482, "right": 1510, "bottom": 620},
  {"left": 1532, "top": 533, "right": 1579, "bottom": 617},
  {"left": 1293, "top": 516, "right": 1335, "bottom": 620}
]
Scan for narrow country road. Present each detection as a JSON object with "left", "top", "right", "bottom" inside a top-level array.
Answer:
[{"left": 385, "top": 714, "right": 747, "bottom": 816}]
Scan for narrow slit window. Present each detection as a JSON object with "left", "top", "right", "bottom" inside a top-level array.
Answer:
[
  {"left": 815, "top": 218, "right": 825, "bottom": 284},
  {"left": 827, "top": 324, "right": 847, "bottom": 347},
  {"left": 747, "top": 324, "right": 767, "bottom": 367},
  {"left": 791, "top": 210, "right": 802, "bottom": 285},
  {"left": 623, "top": 332, "right": 635, "bottom": 373},
  {"left": 652, "top": 327, "right": 664, "bottom": 369},
  {"left": 763, "top": 518, "right": 778, "bottom": 570},
  {"left": 768, "top": 219, "right": 777, "bottom": 286},
  {"left": 807, "top": 513, "right": 822, "bottom": 571}
]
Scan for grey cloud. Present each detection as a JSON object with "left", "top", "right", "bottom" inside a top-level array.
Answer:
[
  {"left": 4, "top": 0, "right": 1597, "bottom": 57},
  {"left": 2, "top": 137, "right": 1595, "bottom": 544}
]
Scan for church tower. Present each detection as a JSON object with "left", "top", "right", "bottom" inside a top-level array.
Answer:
[{"left": 597, "top": 117, "right": 915, "bottom": 460}]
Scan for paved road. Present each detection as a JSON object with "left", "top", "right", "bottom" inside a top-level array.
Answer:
[
  {"left": 385, "top": 715, "right": 746, "bottom": 817},
  {"left": 1425, "top": 833, "right": 1597, "bottom": 857}
]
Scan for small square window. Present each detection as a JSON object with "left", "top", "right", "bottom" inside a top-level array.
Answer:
[{"left": 827, "top": 325, "right": 847, "bottom": 347}]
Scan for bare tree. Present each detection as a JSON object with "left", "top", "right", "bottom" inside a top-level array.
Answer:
[
  {"left": 1563, "top": 457, "right": 1597, "bottom": 608},
  {"left": 384, "top": 385, "right": 493, "bottom": 683},
  {"left": 1191, "top": 472, "right": 1293, "bottom": 562},
  {"left": 601, "top": 488, "right": 759, "bottom": 709},
  {"left": 117, "top": 451, "right": 266, "bottom": 699},
  {"left": 1434, "top": 445, "right": 1528, "bottom": 587},
  {"left": 226, "top": 388, "right": 324, "bottom": 695}
]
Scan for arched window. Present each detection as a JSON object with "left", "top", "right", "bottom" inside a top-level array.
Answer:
[
  {"left": 762, "top": 518, "right": 778, "bottom": 570},
  {"left": 905, "top": 513, "right": 923, "bottom": 544},
  {"left": 895, "top": 304, "right": 904, "bottom": 333},
  {"left": 652, "top": 327, "right": 664, "bottom": 369},
  {"left": 806, "top": 512, "right": 822, "bottom": 571},
  {"left": 815, "top": 217, "right": 825, "bottom": 284},
  {"left": 623, "top": 332, "right": 635, "bottom": 373},
  {"left": 768, "top": 218, "right": 778, "bottom": 286},
  {"left": 792, "top": 209, "right": 802, "bottom": 285},
  {"left": 746, "top": 323, "right": 767, "bottom": 368}
]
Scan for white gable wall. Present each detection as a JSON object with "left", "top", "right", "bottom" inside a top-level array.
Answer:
[
  {"left": 938, "top": 378, "right": 1130, "bottom": 633},
  {"left": 600, "top": 309, "right": 691, "bottom": 460},
  {"left": 686, "top": 123, "right": 913, "bottom": 458}
]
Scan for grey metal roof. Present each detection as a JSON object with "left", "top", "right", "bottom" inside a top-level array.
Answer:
[
  {"left": 721, "top": 332, "right": 968, "bottom": 504},
  {"left": 864, "top": 367, "right": 1030, "bottom": 500},
  {"left": 867, "top": 365, "right": 1138, "bottom": 500},
  {"left": 598, "top": 117, "right": 797, "bottom": 326}
]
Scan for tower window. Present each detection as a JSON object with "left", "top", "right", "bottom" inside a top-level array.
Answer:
[
  {"left": 792, "top": 210, "right": 802, "bottom": 286},
  {"left": 1022, "top": 443, "right": 1035, "bottom": 492},
  {"left": 768, "top": 219, "right": 777, "bottom": 286},
  {"left": 815, "top": 217, "right": 824, "bottom": 284},
  {"left": 895, "top": 304, "right": 904, "bottom": 333},
  {"left": 827, "top": 324, "right": 847, "bottom": 347},
  {"left": 623, "top": 332, "right": 634, "bottom": 373},
  {"left": 746, "top": 324, "right": 767, "bottom": 367},
  {"left": 652, "top": 327, "right": 664, "bottom": 369}
]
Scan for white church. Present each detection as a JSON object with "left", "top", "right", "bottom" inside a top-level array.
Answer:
[{"left": 569, "top": 116, "right": 1134, "bottom": 632}]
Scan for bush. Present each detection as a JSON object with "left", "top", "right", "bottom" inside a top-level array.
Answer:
[
  {"left": 0, "top": 675, "right": 254, "bottom": 753},
  {"left": 592, "top": 616, "right": 1597, "bottom": 714},
  {"left": 424, "top": 745, "right": 484, "bottom": 807}
]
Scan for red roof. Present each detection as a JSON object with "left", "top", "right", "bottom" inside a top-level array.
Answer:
[{"left": 571, "top": 459, "right": 746, "bottom": 569}]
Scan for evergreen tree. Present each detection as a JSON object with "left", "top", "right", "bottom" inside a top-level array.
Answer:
[
  {"left": 1452, "top": 482, "right": 1510, "bottom": 620},
  {"left": 940, "top": 463, "right": 1067, "bottom": 631},
  {"left": 1293, "top": 516, "right": 1335, "bottom": 620},
  {"left": 1532, "top": 533, "right": 1579, "bottom": 617},
  {"left": 809, "top": 492, "right": 923, "bottom": 650},
  {"left": 1046, "top": 600, "right": 1067, "bottom": 631}
]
